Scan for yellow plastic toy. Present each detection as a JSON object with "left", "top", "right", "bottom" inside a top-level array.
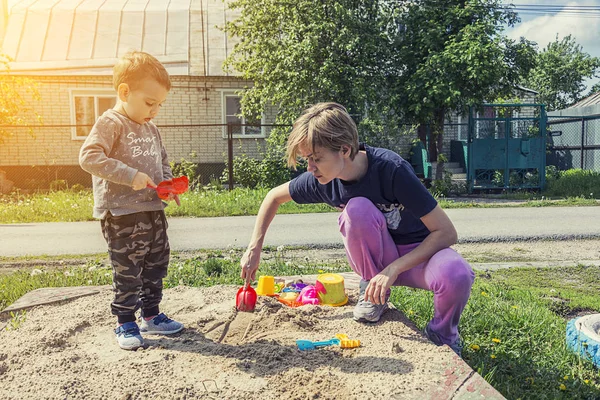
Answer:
[
  {"left": 335, "top": 333, "right": 361, "bottom": 349},
  {"left": 315, "top": 273, "right": 348, "bottom": 306}
]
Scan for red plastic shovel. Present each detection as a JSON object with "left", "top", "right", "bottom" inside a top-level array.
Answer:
[
  {"left": 236, "top": 283, "right": 257, "bottom": 312},
  {"left": 148, "top": 176, "right": 189, "bottom": 205}
]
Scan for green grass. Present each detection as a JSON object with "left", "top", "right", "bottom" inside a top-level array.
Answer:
[
  {"left": 545, "top": 169, "right": 600, "bottom": 198},
  {"left": 0, "top": 187, "right": 598, "bottom": 223},
  {"left": 2, "top": 254, "right": 599, "bottom": 399},
  {"left": 392, "top": 265, "right": 600, "bottom": 400}
]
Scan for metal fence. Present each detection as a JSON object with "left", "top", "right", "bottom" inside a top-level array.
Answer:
[
  {"left": 547, "top": 115, "right": 600, "bottom": 171},
  {"left": 0, "top": 120, "right": 471, "bottom": 194},
  {"left": 0, "top": 122, "right": 288, "bottom": 193}
]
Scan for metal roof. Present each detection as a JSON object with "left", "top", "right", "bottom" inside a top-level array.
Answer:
[
  {"left": 567, "top": 91, "right": 600, "bottom": 109},
  {"left": 0, "top": 0, "right": 233, "bottom": 75}
]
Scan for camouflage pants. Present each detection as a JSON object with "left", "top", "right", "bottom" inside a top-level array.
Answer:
[{"left": 101, "top": 210, "right": 170, "bottom": 323}]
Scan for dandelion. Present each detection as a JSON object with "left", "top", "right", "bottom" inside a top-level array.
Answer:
[
  {"left": 30, "top": 269, "right": 43, "bottom": 276},
  {"left": 470, "top": 344, "right": 480, "bottom": 351},
  {"left": 318, "top": 269, "right": 324, "bottom": 273},
  {"left": 584, "top": 380, "right": 590, "bottom": 384},
  {"left": 490, "top": 354, "right": 496, "bottom": 359},
  {"left": 492, "top": 338, "right": 501, "bottom": 343},
  {"left": 559, "top": 384, "right": 566, "bottom": 391},
  {"left": 481, "top": 291, "right": 488, "bottom": 296},
  {"left": 563, "top": 376, "right": 569, "bottom": 380},
  {"left": 512, "top": 305, "right": 519, "bottom": 309},
  {"left": 407, "top": 309, "right": 414, "bottom": 315}
]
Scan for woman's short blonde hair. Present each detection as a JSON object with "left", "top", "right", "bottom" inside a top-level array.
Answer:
[
  {"left": 113, "top": 51, "right": 171, "bottom": 91},
  {"left": 286, "top": 102, "right": 359, "bottom": 168}
]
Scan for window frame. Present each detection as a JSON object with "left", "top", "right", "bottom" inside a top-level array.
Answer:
[
  {"left": 69, "top": 89, "right": 117, "bottom": 140},
  {"left": 220, "top": 91, "right": 266, "bottom": 139}
]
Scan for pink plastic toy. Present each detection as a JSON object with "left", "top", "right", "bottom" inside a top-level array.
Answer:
[{"left": 296, "top": 285, "right": 321, "bottom": 305}]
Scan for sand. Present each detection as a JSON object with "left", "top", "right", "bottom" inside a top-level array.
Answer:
[{"left": 0, "top": 285, "right": 457, "bottom": 400}]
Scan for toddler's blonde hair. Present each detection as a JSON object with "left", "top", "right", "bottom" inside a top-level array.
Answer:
[{"left": 113, "top": 51, "right": 171, "bottom": 91}]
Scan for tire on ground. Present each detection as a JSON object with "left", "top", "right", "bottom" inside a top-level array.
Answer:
[{"left": 566, "top": 313, "right": 600, "bottom": 368}]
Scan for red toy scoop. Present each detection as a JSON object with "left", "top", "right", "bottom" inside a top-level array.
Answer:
[
  {"left": 236, "top": 283, "right": 257, "bottom": 312},
  {"left": 148, "top": 176, "right": 189, "bottom": 202}
]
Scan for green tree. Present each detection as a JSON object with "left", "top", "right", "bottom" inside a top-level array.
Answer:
[
  {"left": 224, "top": 0, "right": 396, "bottom": 123},
  {"left": 391, "top": 0, "right": 536, "bottom": 178},
  {"left": 0, "top": 55, "right": 41, "bottom": 143},
  {"left": 224, "top": 0, "right": 535, "bottom": 181},
  {"left": 224, "top": 0, "right": 399, "bottom": 184},
  {"left": 522, "top": 35, "right": 600, "bottom": 111}
]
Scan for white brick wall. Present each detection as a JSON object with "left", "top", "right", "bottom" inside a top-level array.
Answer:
[{"left": 0, "top": 75, "right": 275, "bottom": 167}]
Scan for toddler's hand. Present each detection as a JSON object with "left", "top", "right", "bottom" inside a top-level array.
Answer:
[{"left": 132, "top": 172, "right": 156, "bottom": 191}]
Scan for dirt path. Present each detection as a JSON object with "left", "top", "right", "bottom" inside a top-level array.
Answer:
[{"left": 2, "top": 239, "right": 599, "bottom": 274}]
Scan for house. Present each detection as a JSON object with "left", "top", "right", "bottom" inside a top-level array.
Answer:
[
  {"left": 0, "top": 0, "right": 275, "bottom": 190},
  {"left": 546, "top": 91, "right": 600, "bottom": 171}
]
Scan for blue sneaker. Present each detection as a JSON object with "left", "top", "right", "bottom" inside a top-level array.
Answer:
[
  {"left": 424, "top": 323, "right": 463, "bottom": 357},
  {"left": 140, "top": 313, "right": 184, "bottom": 335},
  {"left": 115, "top": 322, "right": 144, "bottom": 350}
]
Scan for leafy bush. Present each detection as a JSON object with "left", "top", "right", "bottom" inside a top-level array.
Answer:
[
  {"left": 430, "top": 170, "right": 467, "bottom": 198},
  {"left": 70, "top": 183, "right": 86, "bottom": 193},
  {"left": 170, "top": 156, "right": 200, "bottom": 188},
  {"left": 544, "top": 169, "right": 600, "bottom": 198},
  {"left": 228, "top": 154, "right": 262, "bottom": 188},
  {"left": 202, "top": 258, "right": 225, "bottom": 276},
  {"left": 49, "top": 179, "right": 68, "bottom": 191}
]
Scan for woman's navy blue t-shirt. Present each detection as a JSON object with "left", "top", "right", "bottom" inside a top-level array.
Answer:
[{"left": 289, "top": 144, "right": 437, "bottom": 244}]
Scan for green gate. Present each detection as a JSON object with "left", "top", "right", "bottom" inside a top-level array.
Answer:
[{"left": 467, "top": 104, "right": 547, "bottom": 192}]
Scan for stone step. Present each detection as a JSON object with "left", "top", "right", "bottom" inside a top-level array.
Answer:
[
  {"left": 430, "top": 161, "right": 461, "bottom": 169},
  {"left": 430, "top": 173, "right": 467, "bottom": 180},
  {"left": 432, "top": 167, "right": 464, "bottom": 175}
]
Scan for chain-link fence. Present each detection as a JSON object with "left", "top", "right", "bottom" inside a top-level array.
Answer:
[
  {"left": 0, "top": 122, "right": 288, "bottom": 193},
  {"left": 0, "top": 120, "right": 473, "bottom": 194},
  {"left": 547, "top": 115, "right": 600, "bottom": 171}
]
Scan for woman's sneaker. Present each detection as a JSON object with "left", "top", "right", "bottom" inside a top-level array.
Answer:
[
  {"left": 353, "top": 279, "right": 389, "bottom": 323},
  {"left": 115, "top": 322, "right": 144, "bottom": 350},
  {"left": 140, "top": 313, "right": 184, "bottom": 335},
  {"left": 424, "top": 323, "right": 463, "bottom": 357}
]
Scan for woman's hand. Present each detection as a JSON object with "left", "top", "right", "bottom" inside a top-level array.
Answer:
[
  {"left": 364, "top": 267, "right": 400, "bottom": 305},
  {"left": 240, "top": 247, "right": 261, "bottom": 283}
]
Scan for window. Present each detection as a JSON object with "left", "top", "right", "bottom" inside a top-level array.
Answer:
[
  {"left": 70, "top": 89, "right": 117, "bottom": 140},
  {"left": 222, "top": 93, "right": 264, "bottom": 138}
]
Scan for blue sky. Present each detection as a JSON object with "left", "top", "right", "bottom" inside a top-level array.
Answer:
[{"left": 503, "top": 0, "right": 600, "bottom": 92}]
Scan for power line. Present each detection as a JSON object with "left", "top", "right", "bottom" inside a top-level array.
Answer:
[{"left": 504, "top": 3, "right": 600, "bottom": 18}]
